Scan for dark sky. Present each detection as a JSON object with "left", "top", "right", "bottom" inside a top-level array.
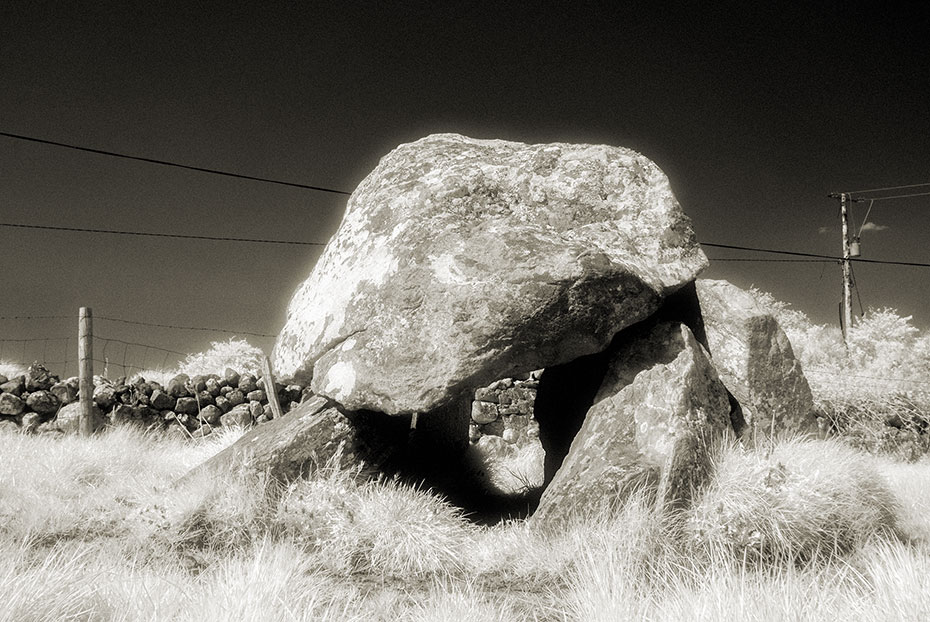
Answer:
[{"left": 2, "top": 2, "right": 929, "bottom": 377}]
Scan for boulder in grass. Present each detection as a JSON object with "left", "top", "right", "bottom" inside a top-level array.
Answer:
[
  {"left": 221, "top": 404, "right": 254, "bottom": 428},
  {"left": 26, "top": 390, "right": 61, "bottom": 416},
  {"left": 195, "top": 390, "right": 215, "bottom": 407},
  {"left": 175, "top": 397, "right": 199, "bottom": 415},
  {"left": 50, "top": 381, "right": 77, "bottom": 406},
  {"left": 226, "top": 389, "right": 246, "bottom": 407},
  {"left": 273, "top": 134, "right": 707, "bottom": 415},
  {"left": 533, "top": 322, "right": 732, "bottom": 524},
  {"left": 0, "top": 377, "right": 25, "bottom": 397},
  {"left": 93, "top": 384, "right": 117, "bottom": 410},
  {"left": 0, "top": 419, "right": 19, "bottom": 434},
  {"left": 199, "top": 404, "right": 223, "bottom": 426},
  {"left": 0, "top": 393, "right": 25, "bottom": 416},
  {"left": 695, "top": 279, "right": 816, "bottom": 438},
  {"left": 238, "top": 374, "right": 258, "bottom": 394},
  {"left": 132, "top": 405, "right": 160, "bottom": 424},
  {"left": 167, "top": 374, "right": 190, "bottom": 398},
  {"left": 25, "top": 362, "right": 56, "bottom": 392},
  {"left": 111, "top": 404, "right": 134, "bottom": 425},
  {"left": 150, "top": 389, "right": 175, "bottom": 411},
  {"left": 54, "top": 401, "right": 107, "bottom": 434},
  {"left": 21, "top": 411, "right": 42, "bottom": 433},
  {"left": 224, "top": 368, "right": 240, "bottom": 388},
  {"left": 205, "top": 377, "right": 222, "bottom": 397}
]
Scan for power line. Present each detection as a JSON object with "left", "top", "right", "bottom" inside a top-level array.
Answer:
[
  {"left": 708, "top": 258, "right": 838, "bottom": 263},
  {"left": 2, "top": 221, "right": 927, "bottom": 266},
  {"left": 0, "top": 222, "right": 326, "bottom": 246},
  {"left": 702, "top": 242, "right": 930, "bottom": 268},
  {"left": 95, "top": 315, "right": 275, "bottom": 338},
  {"left": 851, "top": 190, "right": 930, "bottom": 202},
  {"left": 843, "top": 182, "right": 930, "bottom": 194},
  {"left": 0, "top": 130, "right": 352, "bottom": 195}
]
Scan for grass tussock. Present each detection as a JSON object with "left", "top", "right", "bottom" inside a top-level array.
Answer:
[
  {"left": 686, "top": 437, "right": 900, "bottom": 565},
  {"left": 275, "top": 467, "right": 469, "bottom": 577}
]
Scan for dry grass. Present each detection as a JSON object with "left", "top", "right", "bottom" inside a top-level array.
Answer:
[
  {"left": 0, "top": 427, "right": 928, "bottom": 621},
  {"left": 686, "top": 437, "right": 900, "bottom": 565}
]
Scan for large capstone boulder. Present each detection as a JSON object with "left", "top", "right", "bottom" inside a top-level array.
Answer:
[
  {"left": 533, "top": 321, "right": 732, "bottom": 524},
  {"left": 273, "top": 134, "right": 707, "bottom": 414},
  {"left": 695, "top": 279, "right": 816, "bottom": 437}
]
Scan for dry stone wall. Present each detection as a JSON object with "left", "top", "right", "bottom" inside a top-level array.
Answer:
[
  {"left": 0, "top": 362, "right": 314, "bottom": 437},
  {"left": 0, "top": 362, "right": 547, "bottom": 450}
]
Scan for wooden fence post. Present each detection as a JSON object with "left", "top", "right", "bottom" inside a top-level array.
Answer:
[
  {"left": 262, "top": 356, "right": 284, "bottom": 420},
  {"left": 78, "top": 307, "right": 94, "bottom": 436}
]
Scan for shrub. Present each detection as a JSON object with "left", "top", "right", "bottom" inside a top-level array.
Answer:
[
  {"left": 175, "top": 337, "right": 266, "bottom": 377},
  {"left": 748, "top": 288, "right": 930, "bottom": 458}
]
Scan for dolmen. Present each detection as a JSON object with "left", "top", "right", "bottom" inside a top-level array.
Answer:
[{"left": 199, "top": 134, "right": 817, "bottom": 522}]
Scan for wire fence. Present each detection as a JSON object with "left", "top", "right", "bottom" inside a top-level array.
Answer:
[{"left": 0, "top": 313, "right": 276, "bottom": 380}]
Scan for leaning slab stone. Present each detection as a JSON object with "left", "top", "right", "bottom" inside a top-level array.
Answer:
[
  {"left": 193, "top": 396, "right": 403, "bottom": 483},
  {"left": 695, "top": 279, "right": 816, "bottom": 438},
  {"left": 533, "top": 322, "right": 732, "bottom": 524},
  {"left": 273, "top": 133, "right": 707, "bottom": 414}
]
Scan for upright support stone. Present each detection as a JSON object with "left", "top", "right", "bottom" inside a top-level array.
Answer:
[
  {"left": 533, "top": 322, "right": 732, "bottom": 525},
  {"left": 695, "top": 279, "right": 816, "bottom": 438}
]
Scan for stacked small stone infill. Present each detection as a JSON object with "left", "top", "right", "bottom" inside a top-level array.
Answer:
[{"left": 469, "top": 370, "right": 542, "bottom": 446}]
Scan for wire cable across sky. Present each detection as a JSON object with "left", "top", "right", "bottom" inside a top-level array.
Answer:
[
  {"left": 0, "top": 222, "right": 327, "bottom": 246},
  {"left": 0, "top": 130, "right": 352, "bottom": 195}
]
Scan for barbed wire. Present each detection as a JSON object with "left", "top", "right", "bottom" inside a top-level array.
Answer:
[
  {"left": 94, "top": 336, "right": 186, "bottom": 357},
  {"left": 0, "top": 315, "right": 72, "bottom": 321},
  {"left": 0, "top": 336, "right": 70, "bottom": 342},
  {"left": 95, "top": 315, "right": 275, "bottom": 338}
]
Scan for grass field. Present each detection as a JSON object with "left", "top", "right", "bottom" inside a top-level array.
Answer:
[{"left": 0, "top": 425, "right": 928, "bottom": 622}]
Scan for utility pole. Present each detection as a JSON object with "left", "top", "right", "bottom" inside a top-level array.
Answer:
[{"left": 829, "top": 192, "right": 854, "bottom": 345}]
